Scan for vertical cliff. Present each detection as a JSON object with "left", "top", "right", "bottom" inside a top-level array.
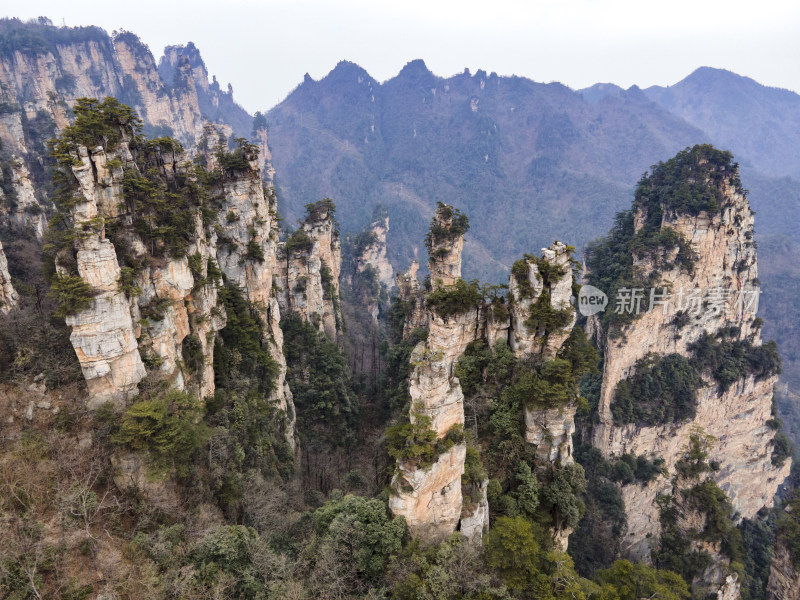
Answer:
[
  {"left": 347, "top": 211, "right": 394, "bottom": 323},
  {"left": 389, "top": 204, "right": 476, "bottom": 542},
  {"left": 0, "top": 239, "right": 19, "bottom": 313},
  {"left": 767, "top": 540, "right": 800, "bottom": 600},
  {"left": 585, "top": 146, "right": 789, "bottom": 581},
  {"left": 390, "top": 204, "right": 582, "bottom": 547},
  {"left": 42, "top": 102, "right": 294, "bottom": 459},
  {"left": 58, "top": 142, "right": 146, "bottom": 408},
  {"left": 276, "top": 199, "right": 343, "bottom": 341},
  {"left": 396, "top": 260, "right": 428, "bottom": 337},
  {"left": 0, "top": 20, "right": 264, "bottom": 212}
]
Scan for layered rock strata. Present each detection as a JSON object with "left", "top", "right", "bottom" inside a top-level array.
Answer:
[
  {"left": 389, "top": 206, "right": 476, "bottom": 542},
  {"left": 60, "top": 143, "right": 145, "bottom": 407},
  {"left": 589, "top": 155, "right": 790, "bottom": 568},
  {"left": 508, "top": 242, "right": 578, "bottom": 469},
  {"left": 0, "top": 239, "right": 19, "bottom": 313},
  {"left": 54, "top": 124, "right": 294, "bottom": 449},
  {"left": 276, "top": 201, "right": 343, "bottom": 341},
  {"left": 390, "top": 205, "right": 578, "bottom": 546}
]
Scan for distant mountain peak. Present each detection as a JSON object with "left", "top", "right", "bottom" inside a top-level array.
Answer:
[
  {"left": 397, "top": 59, "right": 432, "bottom": 77},
  {"left": 328, "top": 60, "right": 373, "bottom": 81},
  {"left": 579, "top": 82, "right": 624, "bottom": 103}
]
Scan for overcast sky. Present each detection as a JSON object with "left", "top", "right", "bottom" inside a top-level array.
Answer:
[{"left": 7, "top": 0, "right": 800, "bottom": 113}]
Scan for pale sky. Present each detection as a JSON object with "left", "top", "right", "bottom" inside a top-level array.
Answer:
[{"left": 6, "top": 0, "right": 800, "bottom": 113}]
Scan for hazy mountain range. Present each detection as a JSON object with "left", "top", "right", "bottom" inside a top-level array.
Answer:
[{"left": 263, "top": 60, "right": 800, "bottom": 412}]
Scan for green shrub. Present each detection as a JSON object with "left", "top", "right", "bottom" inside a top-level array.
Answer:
[
  {"left": 386, "top": 412, "right": 439, "bottom": 468},
  {"left": 424, "top": 201, "right": 469, "bottom": 251},
  {"left": 215, "top": 137, "right": 258, "bottom": 172},
  {"left": 425, "top": 278, "right": 483, "bottom": 318},
  {"left": 284, "top": 228, "right": 314, "bottom": 254},
  {"left": 611, "top": 353, "right": 699, "bottom": 426},
  {"left": 304, "top": 198, "right": 336, "bottom": 222},
  {"left": 245, "top": 239, "right": 265, "bottom": 263},
  {"left": 771, "top": 432, "right": 793, "bottom": 467},
  {"left": 49, "top": 273, "right": 94, "bottom": 318},
  {"left": 282, "top": 313, "right": 357, "bottom": 446},
  {"left": 484, "top": 516, "right": 540, "bottom": 589},
  {"left": 113, "top": 390, "right": 206, "bottom": 475},
  {"left": 313, "top": 494, "right": 406, "bottom": 582},
  {"left": 117, "top": 266, "right": 142, "bottom": 298},
  {"left": 524, "top": 288, "right": 573, "bottom": 333},
  {"left": 689, "top": 332, "right": 781, "bottom": 391},
  {"left": 674, "top": 433, "right": 713, "bottom": 479},
  {"left": 214, "top": 283, "right": 280, "bottom": 395},
  {"left": 182, "top": 334, "right": 204, "bottom": 374},
  {"left": 48, "top": 97, "right": 142, "bottom": 164},
  {"left": 595, "top": 560, "right": 690, "bottom": 600}
]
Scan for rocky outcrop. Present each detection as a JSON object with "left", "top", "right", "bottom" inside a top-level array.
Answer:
[
  {"left": 53, "top": 123, "right": 294, "bottom": 449},
  {"left": 508, "top": 242, "right": 576, "bottom": 359},
  {"left": 508, "top": 242, "right": 578, "bottom": 474},
  {"left": 525, "top": 405, "right": 577, "bottom": 465},
  {"left": 0, "top": 239, "right": 19, "bottom": 313},
  {"left": 391, "top": 443, "right": 468, "bottom": 542},
  {"left": 276, "top": 200, "right": 343, "bottom": 341},
  {"left": 61, "top": 145, "right": 145, "bottom": 407},
  {"left": 396, "top": 261, "right": 428, "bottom": 337},
  {"left": 0, "top": 21, "right": 263, "bottom": 220},
  {"left": 357, "top": 214, "right": 394, "bottom": 292},
  {"left": 5, "top": 156, "right": 47, "bottom": 238},
  {"left": 767, "top": 541, "right": 800, "bottom": 600},
  {"left": 349, "top": 213, "right": 394, "bottom": 323},
  {"left": 460, "top": 481, "right": 490, "bottom": 544},
  {"left": 588, "top": 151, "right": 789, "bottom": 568},
  {"left": 391, "top": 206, "right": 580, "bottom": 546},
  {"left": 427, "top": 205, "right": 464, "bottom": 287},
  {"left": 390, "top": 204, "right": 475, "bottom": 542}
]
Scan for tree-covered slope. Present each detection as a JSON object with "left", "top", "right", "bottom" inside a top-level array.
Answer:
[{"left": 266, "top": 60, "right": 708, "bottom": 281}]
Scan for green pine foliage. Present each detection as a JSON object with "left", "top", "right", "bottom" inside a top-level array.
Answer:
[
  {"left": 214, "top": 283, "right": 280, "bottom": 395},
  {"left": 312, "top": 493, "right": 406, "bottom": 582},
  {"left": 425, "top": 278, "right": 484, "bottom": 318},
  {"left": 282, "top": 313, "right": 358, "bottom": 447},
  {"left": 47, "top": 97, "right": 142, "bottom": 167},
  {"left": 424, "top": 201, "right": 469, "bottom": 252},
  {"left": 689, "top": 331, "right": 781, "bottom": 392},
  {"left": 611, "top": 353, "right": 700, "bottom": 426},
  {"left": 113, "top": 390, "right": 207, "bottom": 476},
  {"left": 48, "top": 273, "right": 94, "bottom": 317}
]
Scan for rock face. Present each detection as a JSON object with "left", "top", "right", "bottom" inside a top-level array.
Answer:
[
  {"left": 5, "top": 156, "right": 47, "bottom": 238},
  {"left": 0, "top": 239, "right": 19, "bottom": 313},
  {"left": 427, "top": 206, "right": 464, "bottom": 287},
  {"left": 61, "top": 144, "right": 146, "bottom": 408},
  {"left": 0, "top": 21, "right": 298, "bottom": 447},
  {"left": 507, "top": 242, "right": 579, "bottom": 471},
  {"left": 348, "top": 213, "right": 394, "bottom": 322},
  {"left": 356, "top": 214, "right": 394, "bottom": 292},
  {"left": 396, "top": 261, "right": 428, "bottom": 336},
  {"left": 0, "top": 22, "right": 253, "bottom": 151},
  {"left": 390, "top": 205, "right": 475, "bottom": 542},
  {"left": 588, "top": 152, "right": 790, "bottom": 568},
  {"left": 276, "top": 201, "right": 343, "bottom": 341},
  {"left": 767, "top": 541, "right": 800, "bottom": 600},
  {"left": 0, "top": 21, "right": 272, "bottom": 237},
  {"left": 390, "top": 205, "right": 578, "bottom": 546},
  {"left": 508, "top": 242, "right": 576, "bottom": 360},
  {"left": 51, "top": 121, "right": 294, "bottom": 451}
]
